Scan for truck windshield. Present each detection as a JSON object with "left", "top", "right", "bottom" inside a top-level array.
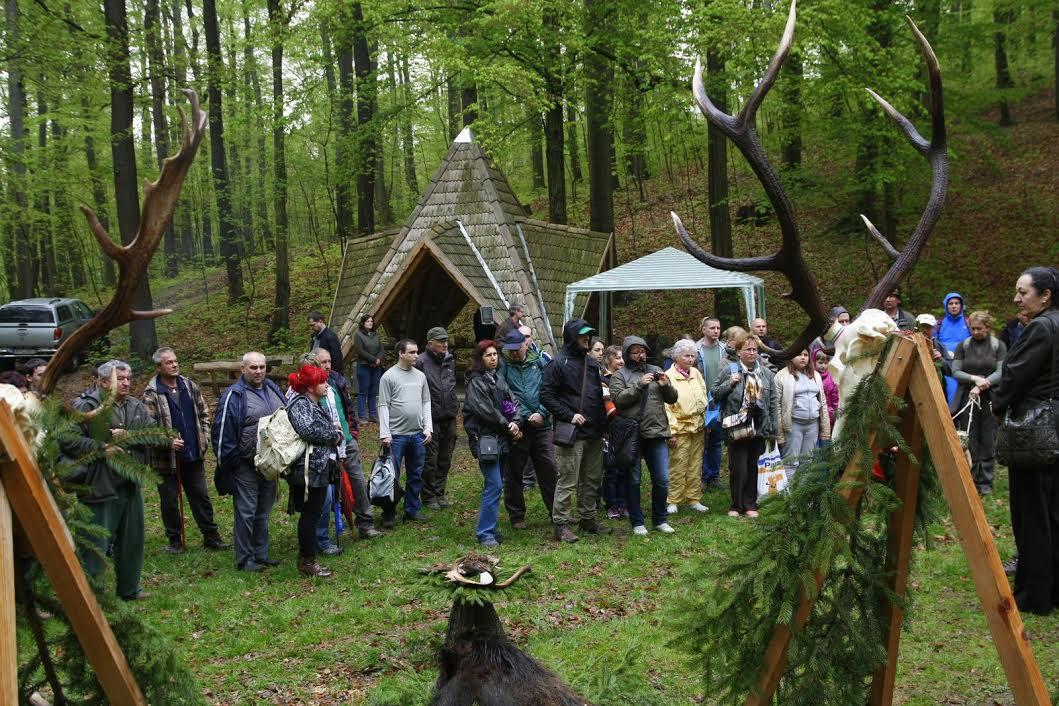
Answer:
[{"left": 0, "top": 306, "right": 56, "bottom": 324}]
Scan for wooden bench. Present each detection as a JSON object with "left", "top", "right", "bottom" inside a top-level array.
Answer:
[{"left": 192, "top": 355, "right": 292, "bottom": 397}]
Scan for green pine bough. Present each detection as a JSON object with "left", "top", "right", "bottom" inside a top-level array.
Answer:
[
  {"left": 669, "top": 343, "right": 944, "bottom": 705},
  {"left": 17, "top": 394, "right": 205, "bottom": 706}
]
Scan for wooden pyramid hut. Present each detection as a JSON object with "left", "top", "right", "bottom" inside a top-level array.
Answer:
[{"left": 329, "top": 127, "right": 614, "bottom": 356}]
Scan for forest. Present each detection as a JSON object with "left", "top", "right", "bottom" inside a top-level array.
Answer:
[{"left": 1, "top": 0, "right": 1057, "bottom": 358}]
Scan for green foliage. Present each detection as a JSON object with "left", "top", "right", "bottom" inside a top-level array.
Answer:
[
  {"left": 571, "top": 645, "right": 668, "bottom": 706},
  {"left": 669, "top": 343, "right": 944, "bottom": 705},
  {"left": 16, "top": 395, "right": 203, "bottom": 705}
]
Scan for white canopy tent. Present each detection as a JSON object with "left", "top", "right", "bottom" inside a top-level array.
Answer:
[{"left": 563, "top": 246, "right": 766, "bottom": 328}]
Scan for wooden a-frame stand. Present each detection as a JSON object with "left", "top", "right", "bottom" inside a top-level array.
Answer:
[
  {"left": 0, "top": 400, "right": 145, "bottom": 705},
  {"left": 746, "top": 334, "right": 1050, "bottom": 705}
]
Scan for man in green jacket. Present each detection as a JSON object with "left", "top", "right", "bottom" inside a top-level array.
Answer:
[
  {"left": 65, "top": 360, "right": 165, "bottom": 600},
  {"left": 608, "top": 336, "right": 679, "bottom": 535},
  {"left": 499, "top": 328, "right": 557, "bottom": 530}
]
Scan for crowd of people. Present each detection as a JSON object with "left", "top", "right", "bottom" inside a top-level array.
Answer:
[{"left": 2, "top": 266, "right": 1055, "bottom": 617}]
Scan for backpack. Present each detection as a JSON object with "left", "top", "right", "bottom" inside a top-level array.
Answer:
[{"left": 254, "top": 408, "right": 306, "bottom": 481}]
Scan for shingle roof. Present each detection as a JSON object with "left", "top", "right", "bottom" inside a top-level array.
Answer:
[{"left": 331, "top": 128, "right": 613, "bottom": 352}]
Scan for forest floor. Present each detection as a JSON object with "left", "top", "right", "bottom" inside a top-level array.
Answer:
[{"left": 45, "top": 89, "right": 1059, "bottom": 704}]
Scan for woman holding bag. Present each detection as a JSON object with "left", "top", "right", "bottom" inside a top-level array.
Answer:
[
  {"left": 994, "top": 266, "right": 1059, "bottom": 615},
  {"left": 464, "top": 340, "right": 522, "bottom": 549},
  {"left": 286, "top": 364, "right": 344, "bottom": 578},
  {"left": 711, "top": 332, "right": 779, "bottom": 518}
]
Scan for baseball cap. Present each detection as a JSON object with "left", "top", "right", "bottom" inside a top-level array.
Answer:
[
  {"left": 501, "top": 329, "right": 526, "bottom": 350},
  {"left": 915, "top": 314, "right": 937, "bottom": 328},
  {"left": 577, "top": 324, "right": 597, "bottom": 335},
  {"left": 426, "top": 326, "right": 449, "bottom": 341}
]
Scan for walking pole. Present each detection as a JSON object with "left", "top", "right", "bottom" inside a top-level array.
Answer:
[{"left": 174, "top": 451, "right": 187, "bottom": 551}]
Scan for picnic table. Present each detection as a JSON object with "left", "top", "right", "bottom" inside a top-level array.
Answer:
[{"left": 192, "top": 355, "right": 292, "bottom": 396}]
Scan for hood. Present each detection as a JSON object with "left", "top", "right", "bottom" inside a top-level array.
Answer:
[
  {"left": 942, "top": 292, "right": 965, "bottom": 321},
  {"left": 621, "top": 335, "right": 650, "bottom": 369},
  {"left": 562, "top": 319, "right": 591, "bottom": 355}
]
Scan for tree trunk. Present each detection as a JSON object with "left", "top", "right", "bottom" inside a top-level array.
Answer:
[
  {"left": 780, "top": 50, "right": 802, "bottom": 172},
  {"left": 461, "top": 83, "right": 478, "bottom": 126},
  {"left": 203, "top": 0, "right": 245, "bottom": 302},
  {"left": 104, "top": 0, "right": 159, "bottom": 359},
  {"left": 244, "top": 3, "right": 273, "bottom": 254},
  {"left": 529, "top": 109, "right": 546, "bottom": 190},
  {"left": 566, "top": 100, "right": 582, "bottom": 184},
  {"left": 585, "top": 0, "right": 614, "bottom": 242},
  {"left": 706, "top": 48, "right": 740, "bottom": 325},
  {"left": 542, "top": 10, "right": 567, "bottom": 224},
  {"left": 353, "top": 2, "right": 376, "bottom": 235},
  {"left": 267, "top": 0, "right": 290, "bottom": 342},
  {"left": 146, "top": 0, "right": 179, "bottom": 277},
  {"left": 51, "top": 119, "right": 85, "bottom": 288},
  {"left": 5, "top": 0, "right": 35, "bottom": 298},
  {"left": 1054, "top": 9, "right": 1058, "bottom": 121},
  {"left": 336, "top": 25, "right": 355, "bottom": 238},
  {"left": 36, "top": 89, "right": 55, "bottom": 296},
  {"left": 400, "top": 53, "right": 418, "bottom": 194},
  {"left": 169, "top": 0, "right": 195, "bottom": 262},
  {"left": 994, "top": 6, "right": 1015, "bottom": 126},
  {"left": 447, "top": 69, "right": 461, "bottom": 139},
  {"left": 82, "top": 94, "right": 117, "bottom": 286}
]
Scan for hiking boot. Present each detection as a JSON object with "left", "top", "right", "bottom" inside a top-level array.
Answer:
[
  {"left": 297, "top": 557, "right": 333, "bottom": 578},
  {"left": 256, "top": 557, "right": 281, "bottom": 567},
  {"left": 203, "top": 536, "right": 231, "bottom": 551},
  {"left": 511, "top": 519, "right": 528, "bottom": 530},
  {"left": 381, "top": 517, "right": 397, "bottom": 530},
  {"left": 578, "top": 519, "right": 612, "bottom": 535},
  {"left": 239, "top": 560, "right": 264, "bottom": 573},
  {"left": 163, "top": 542, "right": 184, "bottom": 555},
  {"left": 437, "top": 498, "right": 453, "bottom": 509},
  {"left": 359, "top": 527, "right": 383, "bottom": 539},
  {"left": 404, "top": 513, "right": 425, "bottom": 523},
  {"left": 554, "top": 525, "right": 579, "bottom": 543},
  {"left": 320, "top": 544, "right": 343, "bottom": 557},
  {"left": 424, "top": 500, "right": 443, "bottom": 511},
  {"left": 123, "top": 590, "right": 150, "bottom": 601},
  {"left": 704, "top": 478, "right": 725, "bottom": 491}
]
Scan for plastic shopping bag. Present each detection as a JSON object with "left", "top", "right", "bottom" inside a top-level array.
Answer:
[{"left": 757, "top": 442, "right": 788, "bottom": 499}]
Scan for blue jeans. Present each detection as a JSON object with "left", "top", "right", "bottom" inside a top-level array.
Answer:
[
  {"left": 475, "top": 455, "right": 504, "bottom": 542},
  {"left": 357, "top": 364, "right": 382, "bottom": 420},
  {"left": 315, "top": 484, "right": 337, "bottom": 551},
  {"left": 602, "top": 462, "right": 626, "bottom": 509},
  {"left": 387, "top": 433, "right": 426, "bottom": 520},
  {"left": 701, "top": 416, "right": 724, "bottom": 483},
  {"left": 625, "top": 437, "right": 670, "bottom": 528}
]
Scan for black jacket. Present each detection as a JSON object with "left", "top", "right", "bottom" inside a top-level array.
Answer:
[
  {"left": 62, "top": 388, "right": 156, "bottom": 503},
  {"left": 311, "top": 326, "right": 344, "bottom": 372},
  {"left": 994, "top": 310, "right": 1059, "bottom": 419},
  {"left": 463, "top": 369, "right": 514, "bottom": 456},
  {"left": 415, "top": 349, "right": 459, "bottom": 422},
  {"left": 286, "top": 394, "right": 342, "bottom": 489},
  {"left": 540, "top": 319, "right": 607, "bottom": 440}
]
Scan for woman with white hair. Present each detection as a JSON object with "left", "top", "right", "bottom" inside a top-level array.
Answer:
[{"left": 665, "top": 339, "right": 710, "bottom": 513}]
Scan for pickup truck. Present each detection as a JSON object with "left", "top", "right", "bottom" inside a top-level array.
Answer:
[{"left": 0, "top": 297, "right": 101, "bottom": 368}]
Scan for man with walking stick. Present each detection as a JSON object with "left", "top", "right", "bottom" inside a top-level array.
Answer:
[{"left": 143, "top": 347, "right": 230, "bottom": 554}]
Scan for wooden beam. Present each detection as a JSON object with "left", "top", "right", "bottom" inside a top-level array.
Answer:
[
  {"left": 0, "top": 402, "right": 145, "bottom": 706},
  {"left": 746, "top": 335, "right": 918, "bottom": 705},
  {"left": 905, "top": 337, "right": 1050, "bottom": 705},
  {"left": 869, "top": 401, "right": 924, "bottom": 706},
  {"left": 0, "top": 482, "right": 17, "bottom": 705}
]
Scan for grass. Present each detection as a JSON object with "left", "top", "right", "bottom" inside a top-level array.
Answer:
[{"left": 99, "top": 427, "right": 1059, "bottom": 705}]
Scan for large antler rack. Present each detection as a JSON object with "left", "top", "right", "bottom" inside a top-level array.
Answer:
[
  {"left": 672, "top": 0, "right": 947, "bottom": 358},
  {"left": 41, "top": 90, "right": 207, "bottom": 396}
]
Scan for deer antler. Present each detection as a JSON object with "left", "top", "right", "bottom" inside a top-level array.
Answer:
[
  {"left": 41, "top": 90, "right": 207, "bottom": 396},
  {"left": 860, "top": 17, "right": 947, "bottom": 309},
  {"left": 673, "top": 1, "right": 947, "bottom": 358}
]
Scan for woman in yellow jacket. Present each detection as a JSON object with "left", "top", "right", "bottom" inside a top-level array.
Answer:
[{"left": 665, "top": 339, "right": 710, "bottom": 513}]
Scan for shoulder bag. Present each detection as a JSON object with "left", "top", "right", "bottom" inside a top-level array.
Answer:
[
  {"left": 553, "top": 358, "right": 588, "bottom": 448},
  {"left": 996, "top": 315, "right": 1059, "bottom": 468}
]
